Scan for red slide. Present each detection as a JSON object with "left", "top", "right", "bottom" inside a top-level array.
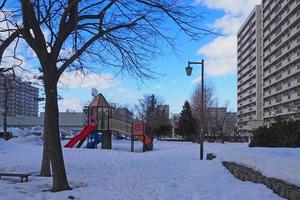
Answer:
[{"left": 64, "top": 125, "right": 96, "bottom": 148}]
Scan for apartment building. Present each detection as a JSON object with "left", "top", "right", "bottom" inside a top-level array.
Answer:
[
  {"left": 262, "top": 0, "right": 300, "bottom": 123},
  {"left": 237, "top": 5, "right": 263, "bottom": 135},
  {"left": 157, "top": 104, "right": 170, "bottom": 119},
  {"left": 237, "top": 0, "right": 300, "bottom": 134},
  {"left": 112, "top": 107, "right": 134, "bottom": 123},
  {"left": 0, "top": 74, "right": 39, "bottom": 117}
]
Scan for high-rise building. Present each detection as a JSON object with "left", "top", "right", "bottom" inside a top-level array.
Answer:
[
  {"left": 0, "top": 75, "right": 39, "bottom": 117},
  {"left": 237, "top": 0, "right": 300, "bottom": 135},
  {"left": 157, "top": 105, "right": 170, "bottom": 118},
  {"left": 262, "top": 0, "right": 300, "bottom": 123},
  {"left": 237, "top": 5, "right": 263, "bottom": 135},
  {"left": 112, "top": 107, "right": 133, "bottom": 123}
]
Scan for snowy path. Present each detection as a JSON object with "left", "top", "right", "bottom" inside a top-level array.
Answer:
[{"left": 0, "top": 139, "right": 282, "bottom": 200}]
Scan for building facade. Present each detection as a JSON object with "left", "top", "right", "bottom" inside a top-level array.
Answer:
[
  {"left": 262, "top": 0, "right": 300, "bottom": 123},
  {"left": 237, "top": 5, "right": 263, "bottom": 135},
  {"left": 112, "top": 107, "right": 133, "bottom": 123},
  {"left": 237, "top": 0, "right": 300, "bottom": 135},
  {"left": 0, "top": 75, "right": 39, "bottom": 117},
  {"left": 157, "top": 105, "right": 170, "bottom": 118},
  {"left": 1, "top": 112, "right": 84, "bottom": 131}
]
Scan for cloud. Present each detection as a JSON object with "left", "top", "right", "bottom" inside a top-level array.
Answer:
[
  {"left": 154, "top": 84, "right": 161, "bottom": 90},
  {"left": 59, "top": 71, "right": 119, "bottom": 89},
  {"left": 198, "top": 35, "right": 237, "bottom": 76},
  {"left": 192, "top": 76, "right": 202, "bottom": 84},
  {"left": 195, "top": 0, "right": 260, "bottom": 77},
  {"left": 195, "top": 0, "right": 261, "bottom": 15},
  {"left": 213, "top": 14, "right": 244, "bottom": 35}
]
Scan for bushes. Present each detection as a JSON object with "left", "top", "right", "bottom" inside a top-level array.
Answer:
[{"left": 249, "top": 119, "right": 300, "bottom": 147}]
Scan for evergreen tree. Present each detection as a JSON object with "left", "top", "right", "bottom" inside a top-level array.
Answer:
[{"left": 177, "top": 101, "right": 196, "bottom": 140}]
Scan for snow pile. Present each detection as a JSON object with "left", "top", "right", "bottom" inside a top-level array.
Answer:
[
  {"left": 3, "top": 127, "right": 43, "bottom": 145},
  {"left": 216, "top": 145, "right": 300, "bottom": 187},
  {"left": 8, "top": 127, "right": 30, "bottom": 137},
  {"left": 9, "top": 135, "right": 43, "bottom": 145}
]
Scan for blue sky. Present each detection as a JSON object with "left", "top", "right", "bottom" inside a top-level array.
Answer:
[{"left": 46, "top": 0, "right": 261, "bottom": 114}]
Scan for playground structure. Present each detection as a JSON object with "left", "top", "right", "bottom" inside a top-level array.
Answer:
[{"left": 64, "top": 93, "right": 153, "bottom": 151}]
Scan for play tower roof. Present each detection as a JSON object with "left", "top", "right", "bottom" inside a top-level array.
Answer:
[{"left": 89, "top": 93, "right": 111, "bottom": 108}]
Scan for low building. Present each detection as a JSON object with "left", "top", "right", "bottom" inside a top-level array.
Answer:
[{"left": 0, "top": 112, "right": 84, "bottom": 131}]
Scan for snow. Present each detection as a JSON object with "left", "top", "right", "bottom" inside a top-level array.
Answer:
[
  {"left": 0, "top": 137, "right": 284, "bottom": 200},
  {"left": 7, "top": 127, "right": 30, "bottom": 137},
  {"left": 216, "top": 144, "right": 300, "bottom": 187}
]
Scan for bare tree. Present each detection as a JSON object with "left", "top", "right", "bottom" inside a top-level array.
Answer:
[
  {"left": 191, "top": 81, "right": 215, "bottom": 137},
  {"left": 0, "top": 0, "right": 213, "bottom": 192}
]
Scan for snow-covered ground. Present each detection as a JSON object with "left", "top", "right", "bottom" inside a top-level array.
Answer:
[
  {"left": 0, "top": 137, "right": 285, "bottom": 200},
  {"left": 216, "top": 144, "right": 300, "bottom": 187}
]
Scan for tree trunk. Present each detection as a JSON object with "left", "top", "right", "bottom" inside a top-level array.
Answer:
[
  {"left": 44, "top": 78, "right": 70, "bottom": 192},
  {"left": 40, "top": 139, "right": 51, "bottom": 177},
  {"left": 3, "top": 75, "right": 9, "bottom": 140}
]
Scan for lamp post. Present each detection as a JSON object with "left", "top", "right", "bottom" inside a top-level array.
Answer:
[{"left": 185, "top": 60, "right": 204, "bottom": 160}]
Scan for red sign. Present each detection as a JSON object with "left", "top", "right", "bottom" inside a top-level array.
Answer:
[
  {"left": 133, "top": 121, "right": 144, "bottom": 135},
  {"left": 134, "top": 122, "right": 142, "bottom": 131}
]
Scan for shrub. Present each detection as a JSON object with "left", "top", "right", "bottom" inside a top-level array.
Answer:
[{"left": 249, "top": 118, "right": 300, "bottom": 147}]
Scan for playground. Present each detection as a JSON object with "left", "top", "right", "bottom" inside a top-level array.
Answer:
[{"left": 64, "top": 93, "right": 153, "bottom": 152}]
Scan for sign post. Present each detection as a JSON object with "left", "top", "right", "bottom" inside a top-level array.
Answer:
[
  {"left": 131, "top": 123, "right": 134, "bottom": 152},
  {"left": 132, "top": 121, "right": 144, "bottom": 152}
]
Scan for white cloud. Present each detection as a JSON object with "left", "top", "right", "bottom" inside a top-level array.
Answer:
[
  {"left": 198, "top": 36, "right": 237, "bottom": 76},
  {"left": 154, "top": 84, "right": 161, "bottom": 90},
  {"left": 195, "top": 0, "right": 261, "bottom": 77},
  {"left": 59, "top": 71, "right": 119, "bottom": 89},
  {"left": 198, "top": 35, "right": 236, "bottom": 58},
  {"left": 191, "top": 76, "right": 202, "bottom": 84},
  {"left": 195, "top": 0, "right": 261, "bottom": 15},
  {"left": 213, "top": 15, "right": 243, "bottom": 35}
]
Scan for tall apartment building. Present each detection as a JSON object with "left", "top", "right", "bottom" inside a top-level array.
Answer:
[
  {"left": 262, "top": 0, "right": 300, "bottom": 123},
  {"left": 237, "top": 5, "right": 263, "bottom": 135},
  {"left": 0, "top": 75, "right": 39, "bottom": 117},
  {"left": 112, "top": 107, "right": 134, "bottom": 123},
  {"left": 157, "top": 105, "right": 170, "bottom": 118},
  {"left": 237, "top": 0, "right": 300, "bottom": 134}
]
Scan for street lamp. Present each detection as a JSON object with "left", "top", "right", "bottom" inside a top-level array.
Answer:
[{"left": 185, "top": 60, "right": 205, "bottom": 160}]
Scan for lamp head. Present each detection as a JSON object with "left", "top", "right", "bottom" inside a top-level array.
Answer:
[{"left": 185, "top": 64, "right": 192, "bottom": 76}]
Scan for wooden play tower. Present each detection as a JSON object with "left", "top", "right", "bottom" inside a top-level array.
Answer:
[{"left": 86, "top": 93, "right": 113, "bottom": 149}]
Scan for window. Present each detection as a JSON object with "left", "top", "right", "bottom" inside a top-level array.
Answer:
[
  {"left": 276, "top": 85, "right": 282, "bottom": 91},
  {"left": 276, "top": 97, "right": 282, "bottom": 102}
]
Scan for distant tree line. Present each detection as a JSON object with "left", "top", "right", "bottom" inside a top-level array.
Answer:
[{"left": 176, "top": 82, "right": 238, "bottom": 142}]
